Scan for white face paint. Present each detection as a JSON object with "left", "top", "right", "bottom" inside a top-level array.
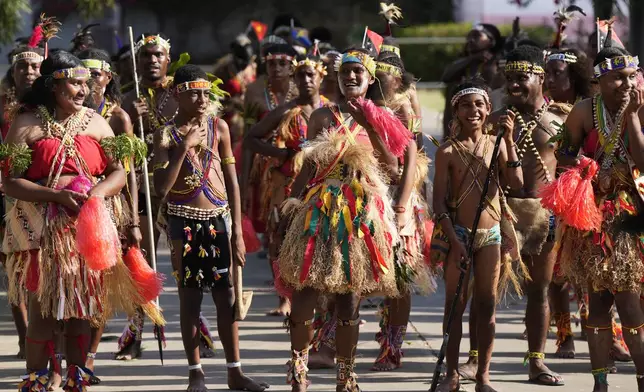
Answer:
[{"left": 338, "top": 62, "right": 371, "bottom": 99}]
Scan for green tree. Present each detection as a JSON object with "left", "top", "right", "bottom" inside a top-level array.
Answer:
[{"left": 0, "top": 0, "right": 114, "bottom": 45}]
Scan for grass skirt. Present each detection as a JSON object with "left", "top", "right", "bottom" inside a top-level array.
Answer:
[
  {"left": 557, "top": 183, "right": 644, "bottom": 292},
  {"left": 278, "top": 131, "right": 400, "bottom": 297},
  {"left": 5, "top": 196, "right": 163, "bottom": 325}
]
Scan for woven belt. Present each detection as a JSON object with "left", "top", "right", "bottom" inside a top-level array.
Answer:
[{"left": 167, "top": 203, "right": 229, "bottom": 220}]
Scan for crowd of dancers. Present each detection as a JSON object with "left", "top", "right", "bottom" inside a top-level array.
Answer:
[{"left": 0, "top": 3, "right": 643, "bottom": 392}]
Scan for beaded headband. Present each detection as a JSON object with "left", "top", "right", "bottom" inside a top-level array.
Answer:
[
  {"left": 81, "top": 59, "right": 111, "bottom": 72},
  {"left": 292, "top": 58, "right": 327, "bottom": 75},
  {"left": 504, "top": 61, "right": 545, "bottom": 74},
  {"left": 265, "top": 53, "right": 294, "bottom": 62},
  {"left": 380, "top": 44, "right": 400, "bottom": 57},
  {"left": 52, "top": 67, "right": 90, "bottom": 80},
  {"left": 175, "top": 80, "right": 212, "bottom": 93},
  {"left": 593, "top": 55, "right": 640, "bottom": 78},
  {"left": 11, "top": 51, "right": 44, "bottom": 65},
  {"left": 134, "top": 35, "right": 171, "bottom": 54},
  {"left": 450, "top": 87, "right": 490, "bottom": 107},
  {"left": 376, "top": 62, "right": 402, "bottom": 77},
  {"left": 334, "top": 51, "right": 376, "bottom": 77},
  {"left": 547, "top": 53, "right": 577, "bottom": 64}
]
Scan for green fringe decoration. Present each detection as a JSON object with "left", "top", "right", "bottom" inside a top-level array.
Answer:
[
  {"left": 101, "top": 134, "right": 148, "bottom": 167},
  {"left": 167, "top": 52, "right": 191, "bottom": 76},
  {"left": 205, "top": 73, "right": 230, "bottom": 100},
  {"left": 0, "top": 143, "right": 32, "bottom": 176},
  {"left": 547, "top": 120, "right": 565, "bottom": 144}
]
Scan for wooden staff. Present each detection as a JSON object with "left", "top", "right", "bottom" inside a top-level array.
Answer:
[{"left": 127, "top": 26, "right": 164, "bottom": 365}]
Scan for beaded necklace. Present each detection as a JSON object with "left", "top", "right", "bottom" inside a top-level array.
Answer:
[
  {"left": 168, "top": 116, "right": 228, "bottom": 206},
  {"left": 509, "top": 99, "right": 554, "bottom": 186},
  {"left": 264, "top": 79, "right": 296, "bottom": 111},
  {"left": 593, "top": 95, "right": 628, "bottom": 169}
]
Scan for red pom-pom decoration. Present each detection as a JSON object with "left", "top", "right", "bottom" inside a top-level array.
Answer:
[
  {"left": 356, "top": 98, "right": 413, "bottom": 158},
  {"left": 75, "top": 196, "right": 120, "bottom": 271},
  {"left": 563, "top": 157, "right": 602, "bottom": 231},
  {"left": 124, "top": 247, "right": 163, "bottom": 302}
]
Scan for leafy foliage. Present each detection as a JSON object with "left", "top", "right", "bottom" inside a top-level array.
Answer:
[
  {"left": 0, "top": 0, "right": 30, "bottom": 45},
  {"left": 75, "top": 0, "right": 116, "bottom": 19}
]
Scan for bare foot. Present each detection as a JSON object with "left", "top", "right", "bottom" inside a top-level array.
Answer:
[
  {"left": 436, "top": 372, "right": 460, "bottom": 392},
  {"left": 188, "top": 369, "right": 209, "bottom": 392},
  {"left": 475, "top": 383, "right": 498, "bottom": 392},
  {"left": 593, "top": 380, "right": 609, "bottom": 392},
  {"left": 114, "top": 339, "right": 142, "bottom": 361},
  {"left": 457, "top": 357, "right": 478, "bottom": 381},
  {"left": 291, "top": 384, "right": 307, "bottom": 392},
  {"left": 308, "top": 347, "right": 335, "bottom": 369},
  {"left": 267, "top": 297, "right": 290, "bottom": 316},
  {"left": 610, "top": 340, "right": 632, "bottom": 362},
  {"left": 227, "top": 368, "right": 270, "bottom": 391},
  {"left": 555, "top": 335, "right": 575, "bottom": 359}
]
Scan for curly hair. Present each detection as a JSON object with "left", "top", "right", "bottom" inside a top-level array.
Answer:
[
  {"left": 549, "top": 48, "right": 592, "bottom": 99},
  {"left": 505, "top": 44, "right": 545, "bottom": 67},
  {"left": 76, "top": 48, "right": 122, "bottom": 104},
  {"left": 174, "top": 64, "right": 208, "bottom": 85}
]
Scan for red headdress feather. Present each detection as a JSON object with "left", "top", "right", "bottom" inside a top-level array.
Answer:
[{"left": 28, "top": 26, "right": 44, "bottom": 49}]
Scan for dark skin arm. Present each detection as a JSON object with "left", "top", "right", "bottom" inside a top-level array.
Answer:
[
  {"left": 218, "top": 120, "right": 246, "bottom": 267},
  {"left": 110, "top": 107, "right": 142, "bottom": 245},
  {"left": 441, "top": 51, "right": 491, "bottom": 84},
  {"left": 432, "top": 144, "right": 468, "bottom": 266},
  {"left": 557, "top": 99, "right": 590, "bottom": 168},
  {"left": 395, "top": 104, "right": 418, "bottom": 210},
  {"left": 497, "top": 111, "right": 524, "bottom": 190}
]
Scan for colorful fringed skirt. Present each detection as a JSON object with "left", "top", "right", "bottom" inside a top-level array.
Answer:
[
  {"left": 557, "top": 166, "right": 644, "bottom": 292},
  {"left": 278, "top": 133, "right": 399, "bottom": 297},
  {"left": 3, "top": 193, "right": 156, "bottom": 324}
]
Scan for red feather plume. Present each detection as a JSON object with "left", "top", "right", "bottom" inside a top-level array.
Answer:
[{"left": 28, "top": 25, "right": 43, "bottom": 49}]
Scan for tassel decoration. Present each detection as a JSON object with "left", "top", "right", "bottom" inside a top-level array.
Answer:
[
  {"left": 198, "top": 245, "right": 208, "bottom": 258},
  {"left": 123, "top": 247, "right": 164, "bottom": 303},
  {"left": 539, "top": 164, "right": 582, "bottom": 215},
  {"left": 64, "top": 365, "right": 92, "bottom": 392},
  {"left": 183, "top": 243, "right": 192, "bottom": 256},
  {"left": 184, "top": 226, "right": 192, "bottom": 242},
  {"left": 563, "top": 157, "right": 602, "bottom": 231},
  {"left": 18, "top": 369, "right": 49, "bottom": 392},
  {"left": 75, "top": 196, "right": 120, "bottom": 271},
  {"left": 355, "top": 97, "right": 413, "bottom": 158}
]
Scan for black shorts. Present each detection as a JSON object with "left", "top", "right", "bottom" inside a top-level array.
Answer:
[{"left": 168, "top": 214, "right": 232, "bottom": 289}]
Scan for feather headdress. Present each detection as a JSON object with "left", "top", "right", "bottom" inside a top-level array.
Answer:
[
  {"left": 379, "top": 3, "right": 402, "bottom": 37},
  {"left": 37, "top": 13, "right": 61, "bottom": 58},
  {"left": 551, "top": 5, "right": 586, "bottom": 49}
]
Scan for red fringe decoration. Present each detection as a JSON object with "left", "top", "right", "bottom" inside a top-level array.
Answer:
[
  {"left": 272, "top": 259, "right": 293, "bottom": 300},
  {"left": 28, "top": 26, "right": 44, "bottom": 49},
  {"left": 539, "top": 166, "right": 582, "bottom": 215},
  {"left": 564, "top": 158, "right": 602, "bottom": 231},
  {"left": 75, "top": 196, "right": 120, "bottom": 271},
  {"left": 124, "top": 247, "right": 163, "bottom": 303},
  {"left": 242, "top": 215, "right": 261, "bottom": 253},
  {"left": 356, "top": 98, "right": 413, "bottom": 158}
]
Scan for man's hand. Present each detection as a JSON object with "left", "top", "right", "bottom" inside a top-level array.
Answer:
[
  {"left": 499, "top": 109, "right": 516, "bottom": 140},
  {"left": 447, "top": 238, "right": 469, "bottom": 273},
  {"left": 232, "top": 232, "right": 246, "bottom": 268},
  {"left": 133, "top": 98, "right": 149, "bottom": 119},
  {"left": 626, "top": 88, "right": 644, "bottom": 116},
  {"left": 55, "top": 189, "right": 88, "bottom": 213}
]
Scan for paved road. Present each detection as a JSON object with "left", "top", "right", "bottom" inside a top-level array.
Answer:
[
  {"left": 0, "top": 242, "right": 639, "bottom": 391},
  {"left": 0, "top": 103, "right": 639, "bottom": 391}
]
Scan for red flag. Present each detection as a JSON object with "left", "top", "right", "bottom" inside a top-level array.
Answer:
[
  {"left": 364, "top": 29, "right": 384, "bottom": 55},
  {"left": 249, "top": 21, "right": 267, "bottom": 42},
  {"left": 597, "top": 19, "right": 624, "bottom": 49}
]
